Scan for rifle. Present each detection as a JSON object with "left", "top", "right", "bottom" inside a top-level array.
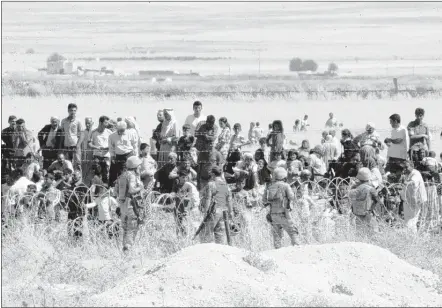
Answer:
[{"left": 193, "top": 200, "right": 216, "bottom": 240}]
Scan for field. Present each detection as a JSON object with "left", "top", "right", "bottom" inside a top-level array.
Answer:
[{"left": 2, "top": 2, "right": 442, "bottom": 307}]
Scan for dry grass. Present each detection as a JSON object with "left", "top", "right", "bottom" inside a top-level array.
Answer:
[{"left": 2, "top": 195, "right": 441, "bottom": 307}]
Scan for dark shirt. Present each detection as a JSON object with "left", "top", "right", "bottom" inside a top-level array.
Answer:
[
  {"left": 177, "top": 136, "right": 195, "bottom": 159},
  {"left": 152, "top": 122, "right": 163, "bottom": 151},
  {"left": 154, "top": 163, "right": 176, "bottom": 193},
  {"left": 407, "top": 120, "right": 430, "bottom": 151},
  {"left": 195, "top": 124, "right": 219, "bottom": 153},
  {"left": 1, "top": 127, "right": 15, "bottom": 156}
]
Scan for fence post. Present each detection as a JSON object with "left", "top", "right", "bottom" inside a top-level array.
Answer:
[
  {"left": 223, "top": 210, "right": 232, "bottom": 246},
  {"left": 393, "top": 78, "right": 398, "bottom": 94}
]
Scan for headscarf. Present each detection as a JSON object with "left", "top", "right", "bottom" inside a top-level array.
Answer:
[
  {"left": 125, "top": 116, "right": 142, "bottom": 143},
  {"left": 161, "top": 108, "right": 179, "bottom": 138}
]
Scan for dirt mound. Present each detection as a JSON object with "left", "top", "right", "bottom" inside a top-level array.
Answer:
[{"left": 87, "top": 242, "right": 442, "bottom": 307}]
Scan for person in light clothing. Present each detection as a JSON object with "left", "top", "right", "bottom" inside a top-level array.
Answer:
[
  {"left": 385, "top": 114, "right": 409, "bottom": 175},
  {"left": 422, "top": 151, "right": 438, "bottom": 173},
  {"left": 400, "top": 161, "right": 427, "bottom": 234},
  {"left": 353, "top": 122, "right": 384, "bottom": 151},
  {"left": 60, "top": 103, "right": 83, "bottom": 170},
  {"left": 325, "top": 113, "right": 338, "bottom": 128},
  {"left": 158, "top": 108, "right": 180, "bottom": 169},
  {"left": 139, "top": 143, "right": 157, "bottom": 191},
  {"left": 125, "top": 116, "right": 142, "bottom": 149},
  {"left": 48, "top": 153, "right": 74, "bottom": 174},
  {"left": 20, "top": 153, "right": 40, "bottom": 181},
  {"left": 184, "top": 101, "right": 205, "bottom": 135},
  {"left": 89, "top": 116, "right": 112, "bottom": 185},
  {"left": 108, "top": 121, "right": 138, "bottom": 187}
]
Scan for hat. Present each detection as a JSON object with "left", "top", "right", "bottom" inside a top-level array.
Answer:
[
  {"left": 126, "top": 156, "right": 142, "bottom": 169},
  {"left": 356, "top": 167, "right": 371, "bottom": 181},
  {"left": 116, "top": 121, "right": 127, "bottom": 130},
  {"left": 273, "top": 167, "right": 288, "bottom": 181}
]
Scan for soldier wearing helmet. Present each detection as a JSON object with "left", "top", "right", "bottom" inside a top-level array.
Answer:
[
  {"left": 116, "top": 155, "right": 144, "bottom": 251},
  {"left": 348, "top": 167, "right": 381, "bottom": 233},
  {"left": 263, "top": 167, "right": 300, "bottom": 249}
]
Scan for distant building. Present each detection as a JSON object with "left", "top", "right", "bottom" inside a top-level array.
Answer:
[{"left": 47, "top": 53, "right": 74, "bottom": 74}]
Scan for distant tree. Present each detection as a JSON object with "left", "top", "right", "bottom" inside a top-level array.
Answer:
[
  {"left": 289, "top": 58, "right": 303, "bottom": 72},
  {"left": 301, "top": 59, "right": 318, "bottom": 72},
  {"left": 25, "top": 48, "right": 35, "bottom": 54},
  {"left": 328, "top": 62, "right": 338, "bottom": 73}
]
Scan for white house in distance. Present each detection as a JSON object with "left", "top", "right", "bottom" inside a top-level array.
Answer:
[{"left": 46, "top": 53, "right": 74, "bottom": 74}]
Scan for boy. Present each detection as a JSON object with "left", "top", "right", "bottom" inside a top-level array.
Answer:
[
  {"left": 171, "top": 171, "right": 200, "bottom": 236},
  {"left": 177, "top": 124, "right": 195, "bottom": 161},
  {"left": 254, "top": 137, "right": 270, "bottom": 165}
]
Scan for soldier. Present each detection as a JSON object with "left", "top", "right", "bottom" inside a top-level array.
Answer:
[
  {"left": 263, "top": 167, "right": 301, "bottom": 249},
  {"left": 348, "top": 167, "right": 381, "bottom": 234},
  {"left": 199, "top": 166, "right": 233, "bottom": 244},
  {"left": 116, "top": 156, "right": 144, "bottom": 252}
]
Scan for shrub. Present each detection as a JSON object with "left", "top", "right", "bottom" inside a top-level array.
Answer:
[
  {"left": 289, "top": 58, "right": 303, "bottom": 72},
  {"left": 301, "top": 59, "right": 318, "bottom": 72},
  {"left": 328, "top": 62, "right": 338, "bottom": 73}
]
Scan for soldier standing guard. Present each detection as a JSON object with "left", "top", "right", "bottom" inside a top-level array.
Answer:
[{"left": 263, "top": 167, "right": 301, "bottom": 249}]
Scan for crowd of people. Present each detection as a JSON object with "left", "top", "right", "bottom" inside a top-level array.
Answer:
[{"left": 1, "top": 101, "right": 441, "bottom": 251}]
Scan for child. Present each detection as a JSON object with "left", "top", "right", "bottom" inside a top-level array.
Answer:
[
  {"left": 21, "top": 153, "right": 40, "bottom": 181},
  {"left": 267, "top": 151, "right": 287, "bottom": 173},
  {"left": 231, "top": 177, "right": 252, "bottom": 210},
  {"left": 293, "top": 120, "right": 301, "bottom": 132},
  {"left": 257, "top": 159, "right": 271, "bottom": 186},
  {"left": 177, "top": 124, "right": 195, "bottom": 161},
  {"left": 139, "top": 143, "right": 157, "bottom": 190},
  {"left": 36, "top": 173, "right": 61, "bottom": 223},
  {"left": 172, "top": 171, "right": 200, "bottom": 236},
  {"left": 300, "top": 115, "right": 309, "bottom": 132},
  {"left": 254, "top": 137, "right": 270, "bottom": 165},
  {"left": 169, "top": 159, "right": 198, "bottom": 185},
  {"left": 286, "top": 150, "right": 303, "bottom": 184},
  {"left": 422, "top": 151, "right": 438, "bottom": 173}
]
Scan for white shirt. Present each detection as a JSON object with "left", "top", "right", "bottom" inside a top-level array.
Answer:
[
  {"left": 90, "top": 128, "right": 112, "bottom": 157},
  {"left": 97, "top": 196, "right": 118, "bottom": 221},
  {"left": 387, "top": 125, "right": 409, "bottom": 160},
  {"left": 184, "top": 113, "right": 206, "bottom": 135},
  {"left": 177, "top": 182, "right": 200, "bottom": 207}
]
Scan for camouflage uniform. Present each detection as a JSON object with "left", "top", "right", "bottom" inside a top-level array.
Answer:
[
  {"left": 263, "top": 180, "right": 300, "bottom": 249},
  {"left": 117, "top": 170, "right": 144, "bottom": 251},
  {"left": 199, "top": 178, "right": 232, "bottom": 244}
]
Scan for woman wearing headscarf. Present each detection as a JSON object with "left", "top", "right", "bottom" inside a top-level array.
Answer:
[
  {"left": 158, "top": 109, "right": 180, "bottom": 169},
  {"left": 266, "top": 120, "right": 285, "bottom": 162},
  {"left": 365, "top": 157, "right": 383, "bottom": 191},
  {"left": 125, "top": 116, "right": 142, "bottom": 149},
  {"left": 215, "top": 117, "right": 231, "bottom": 160}
]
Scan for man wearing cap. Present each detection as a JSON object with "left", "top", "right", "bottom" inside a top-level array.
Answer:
[
  {"left": 353, "top": 123, "right": 384, "bottom": 150},
  {"left": 108, "top": 121, "right": 138, "bottom": 187},
  {"left": 2, "top": 116, "right": 17, "bottom": 180},
  {"left": 348, "top": 167, "right": 381, "bottom": 233},
  {"left": 38, "top": 117, "right": 63, "bottom": 170},
  {"left": 199, "top": 166, "right": 233, "bottom": 244},
  {"left": 116, "top": 155, "right": 144, "bottom": 251},
  {"left": 263, "top": 167, "right": 300, "bottom": 248}
]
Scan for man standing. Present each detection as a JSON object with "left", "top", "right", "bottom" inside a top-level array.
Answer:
[
  {"left": 38, "top": 116, "right": 63, "bottom": 170},
  {"left": 60, "top": 103, "right": 84, "bottom": 171},
  {"left": 108, "top": 121, "right": 138, "bottom": 187},
  {"left": 184, "top": 101, "right": 205, "bottom": 135},
  {"left": 2, "top": 116, "right": 17, "bottom": 181},
  {"left": 384, "top": 114, "right": 409, "bottom": 175},
  {"left": 151, "top": 110, "right": 164, "bottom": 161},
  {"left": 325, "top": 112, "right": 338, "bottom": 128},
  {"left": 89, "top": 116, "right": 112, "bottom": 185},
  {"left": 263, "top": 167, "right": 300, "bottom": 249},
  {"left": 13, "top": 119, "right": 36, "bottom": 168},
  {"left": 407, "top": 108, "right": 431, "bottom": 171},
  {"left": 81, "top": 117, "right": 95, "bottom": 186}
]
